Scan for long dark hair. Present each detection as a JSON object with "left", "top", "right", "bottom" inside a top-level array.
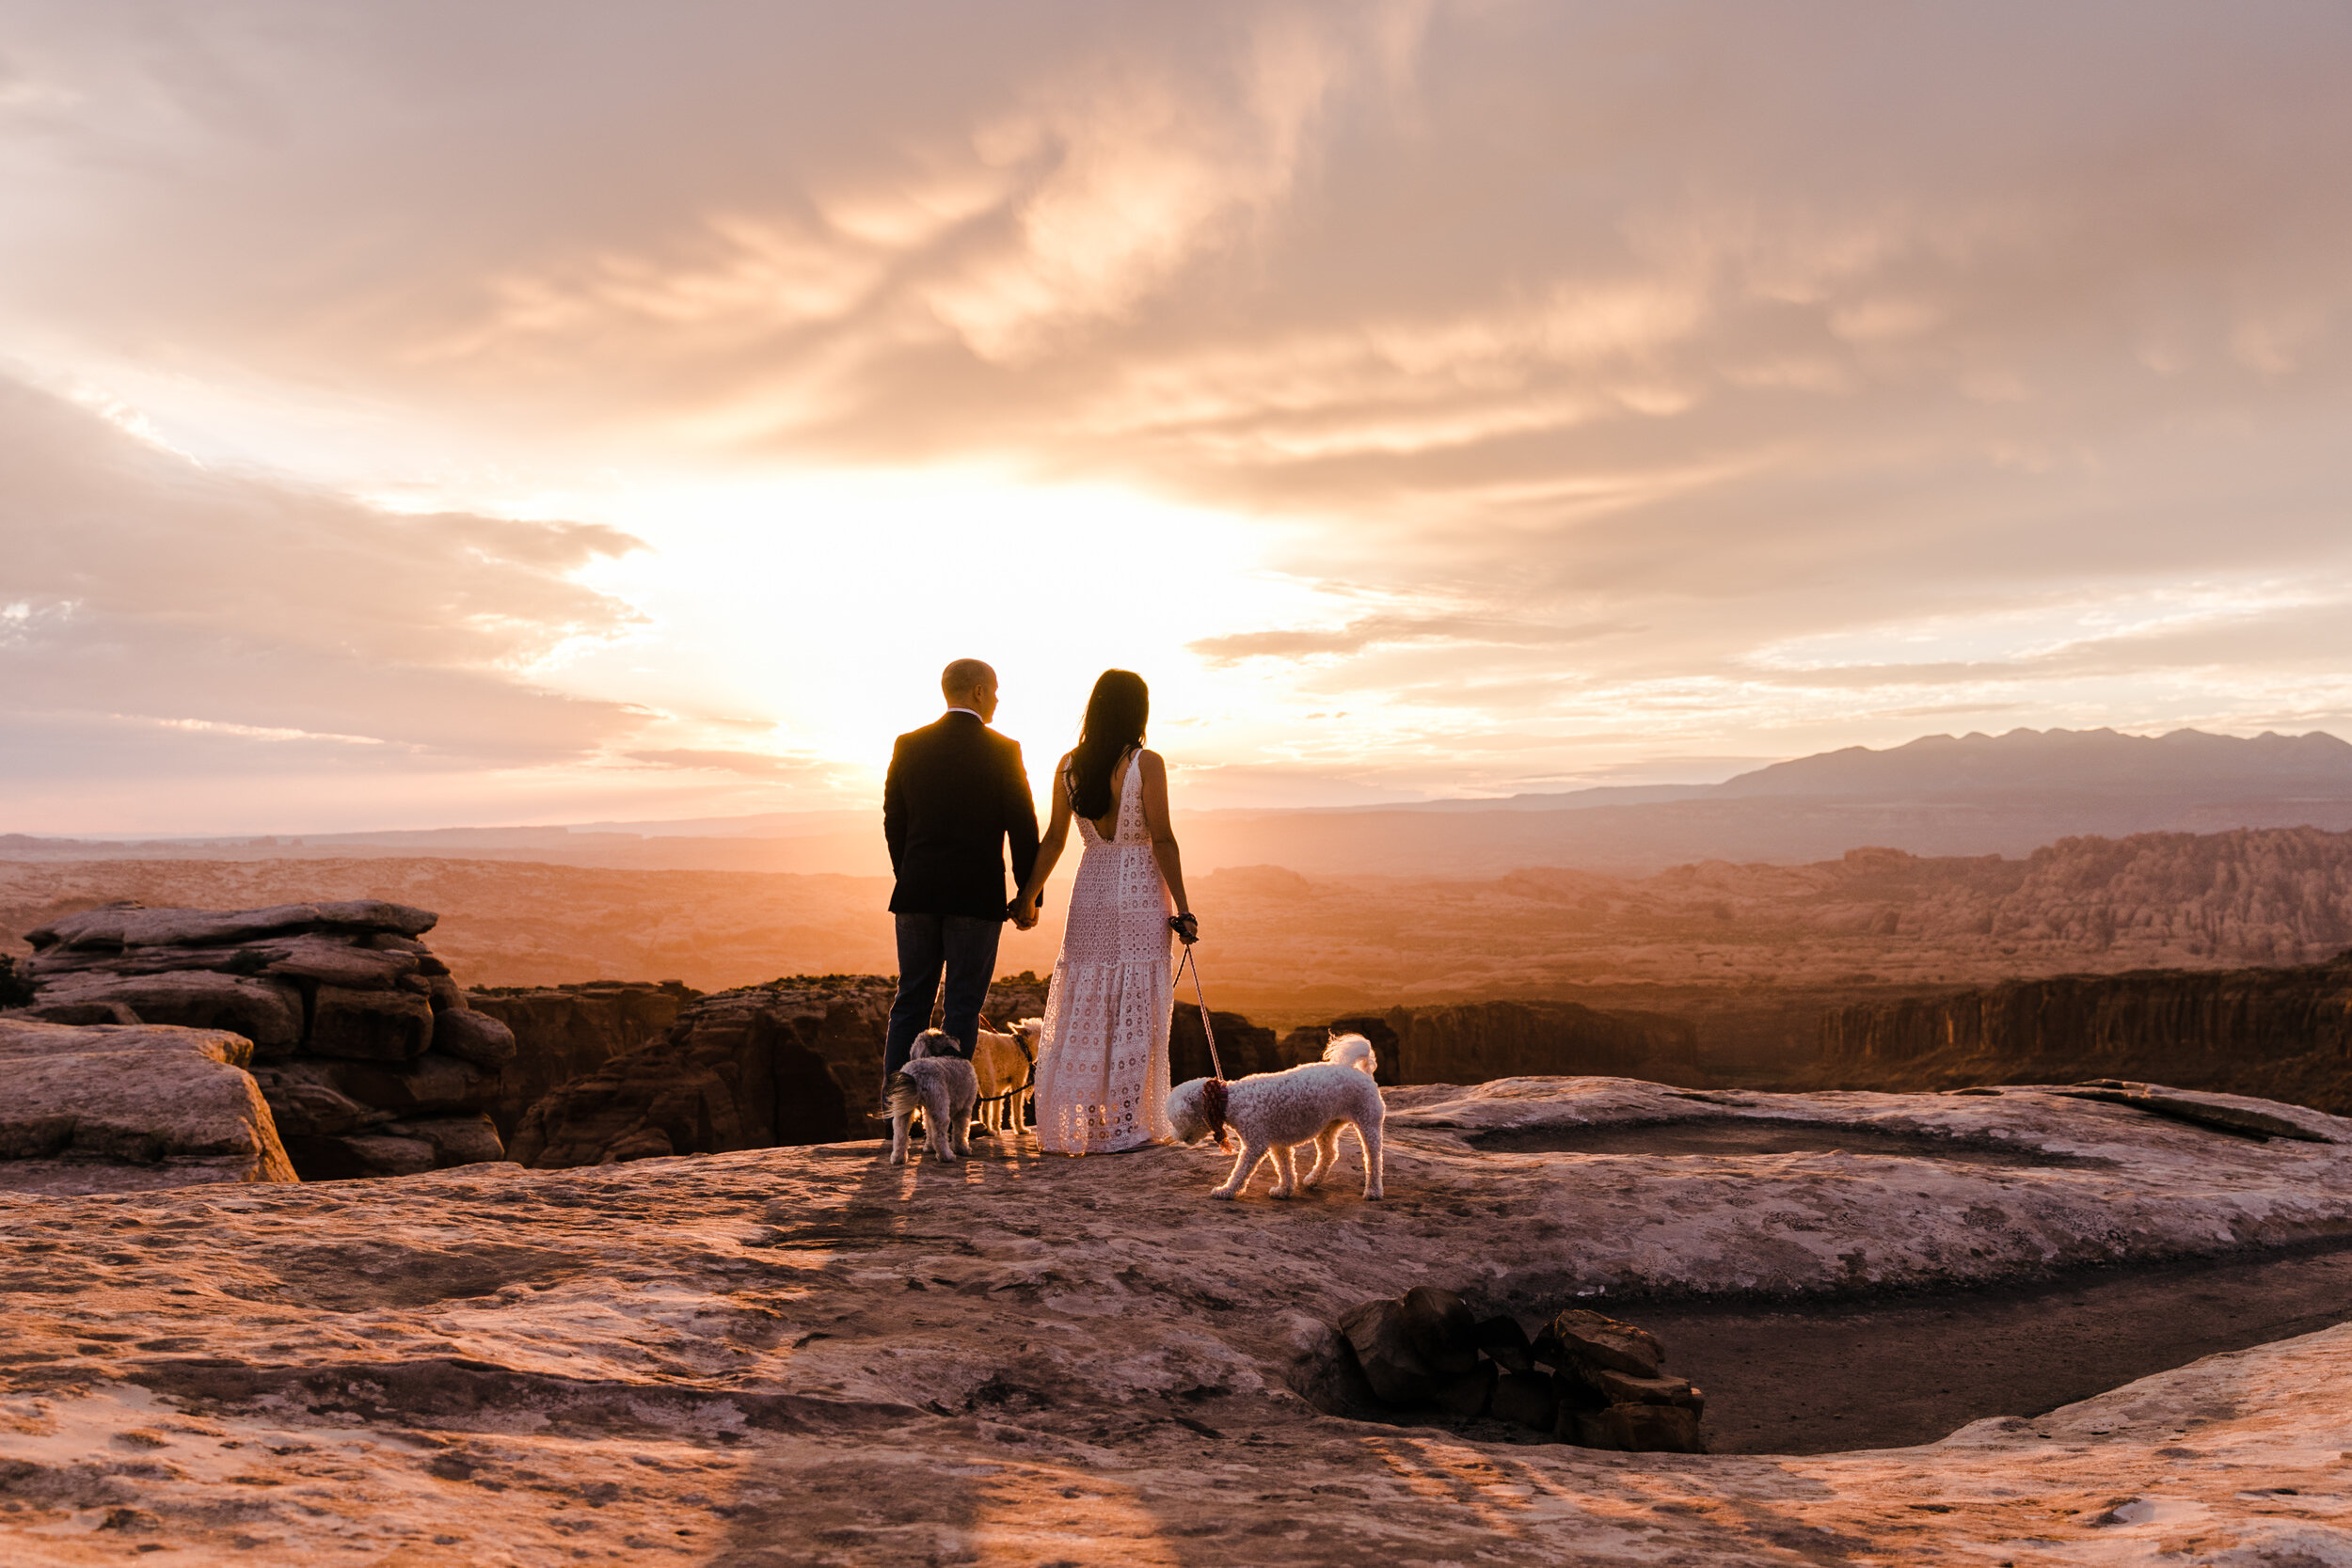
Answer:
[{"left": 1069, "top": 670, "right": 1149, "bottom": 818}]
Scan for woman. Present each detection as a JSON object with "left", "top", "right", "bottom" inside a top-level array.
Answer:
[{"left": 1012, "top": 670, "right": 1198, "bottom": 1154}]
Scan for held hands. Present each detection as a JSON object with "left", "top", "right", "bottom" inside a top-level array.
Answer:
[
  {"left": 1168, "top": 911, "right": 1200, "bottom": 945},
  {"left": 1009, "top": 894, "right": 1042, "bottom": 931}
]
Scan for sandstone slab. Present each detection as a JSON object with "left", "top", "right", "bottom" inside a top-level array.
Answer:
[
  {"left": 0, "top": 1022, "right": 294, "bottom": 1195},
  {"left": 3, "top": 1078, "right": 2351, "bottom": 1561},
  {"left": 26, "top": 898, "right": 436, "bottom": 951},
  {"left": 32, "top": 971, "right": 303, "bottom": 1054},
  {"left": 429, "top": 1006, "right": 517, "bottom": 1068}
]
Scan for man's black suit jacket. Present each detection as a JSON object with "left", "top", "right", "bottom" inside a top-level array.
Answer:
[{"left": 883, "top": 711, "right": 1041, "bottom": 919}]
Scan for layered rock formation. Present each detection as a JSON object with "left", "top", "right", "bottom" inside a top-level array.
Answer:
[
  {"left": 16, "top": 900, "right": 518, "bottom": 1180},
  {"left": 1272, "top": 1003, "right": 1698, "bottom": 1088},
  {"left": 0, "top": 1018, "right": 295, "bottom": 1194},
  {"left": 465, "top": 980, "right": 698, "bottom": 1133},
  {"left": 1820, "top": 949, "right": 2352, "bottom": 1113},
  {"left": 7, "top": 1077, "right": 2352, "bottom": 1560}
]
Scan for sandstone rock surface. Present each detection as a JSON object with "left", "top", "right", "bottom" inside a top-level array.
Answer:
[
  {"left": 0, "top": 1020, "right": 295, "bottom": 1194},
  {"left": 5, "top": 1077, "right": 2352, "bottom": 1561}
]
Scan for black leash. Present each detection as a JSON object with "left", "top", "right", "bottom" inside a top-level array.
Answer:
[
  {"left": 1173, "top": 942, "right": 1225, "bottom": 1083},
  {"left": 971, "top": 1012, "right": 1037, "bottom": 1120}
]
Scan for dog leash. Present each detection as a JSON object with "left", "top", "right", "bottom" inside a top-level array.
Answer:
[
  {"left": 971, "top": 1012, "right": 1037, "bottom": 1120},
  {"left": 1172, "top": 942, "right": 1232, "bottom": 1147},
  {"left": 1172, "top": 943, "right": 1225, "bottom": 1082}
]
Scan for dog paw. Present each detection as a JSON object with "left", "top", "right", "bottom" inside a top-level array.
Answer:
[
  {"left": 1209, "top": 1187, "right": 1240, "bottom": 1200},
  {"left": 1268, "top": 1186, "right": 1295, "bottom": 1199},
  {"left": 1362, "top": 1187, "right": 1383, "bottom": 1200}
]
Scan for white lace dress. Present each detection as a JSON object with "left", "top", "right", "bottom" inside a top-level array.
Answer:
[{"left": 1033, "top": 753, "right": 1174, "bottom": 1153}]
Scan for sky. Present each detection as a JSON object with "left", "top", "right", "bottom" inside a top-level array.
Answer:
[{"left": 3, "top": 0, "right": 2351, "bottom": 834}]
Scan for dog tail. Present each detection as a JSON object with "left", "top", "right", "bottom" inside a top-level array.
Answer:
[
  {"left": 1325, "top": 1033, "right": 1377, "bottom": 1076},
  {"left": 884, "top": 1070, "right": 919, "bottom": 1119}
]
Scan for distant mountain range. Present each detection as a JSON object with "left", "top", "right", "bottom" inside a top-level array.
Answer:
[{"left": 8, "top": 727, "right": 2352, "bottom": 878}]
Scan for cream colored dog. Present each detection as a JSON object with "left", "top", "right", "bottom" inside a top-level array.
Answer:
[
  {"left": 970, "top": 1018, "right": 1040, "bottom": 1134},
  {"left": 1166, "top": 1033, "right": 1386, "bottom": 1200}
]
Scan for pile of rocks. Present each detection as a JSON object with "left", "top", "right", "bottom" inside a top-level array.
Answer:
[
  {"left": 1336, "top": 1287, "right": 1706, "bottom": 1452},
  {"left": 17, "top": 900, "right": 518, "bottom": 1180}
]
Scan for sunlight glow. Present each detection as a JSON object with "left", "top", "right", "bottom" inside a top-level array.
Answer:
[{"left": 561, "top": 467, "right": 1348, "bottom": 800}]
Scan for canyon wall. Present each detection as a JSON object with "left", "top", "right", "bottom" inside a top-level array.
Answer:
[
  {"left": 507, "top": 974, "right": 1049, "bottom": 1167},
  {"left": 466, "top": 980, "right": 699, "bottom": 1133},
  {"left": 1819, "top": 951, "right": 2352, "bottom": 1113},
  {"left": 1382, "top": 1002, "right": 1701, "bottom": 1086}
]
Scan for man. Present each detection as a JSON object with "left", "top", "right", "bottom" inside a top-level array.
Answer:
[{"left": 881, "top": 658, "right": 1041, "bottom": 1093}]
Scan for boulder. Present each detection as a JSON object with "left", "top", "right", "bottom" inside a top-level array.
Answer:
[
  {"left": 306, "top": 987, "right": 434, "bottom": 1061},
  {"left": 1431, "top": 1360, "right": 1497, "bottom": 1419},
  {"left": 0, "top": 1021, "right": 296, "bottom": 1195},
  {"left": 26, "top": 899, "right": 435, "bottom": 952},
  {"left": 1567, "top": 1402, "right": 1707, "bottom": 1454},
  {"left": 1336, "top": 1299, "right": 1437, "bottom": 1406},
  {"left": 1543, "top": 1308, "right": 1665, "bottom": 1378},
  {"left": 35, "top": 973, "right": 303, "bottom": 1055},
  {"left": 1277, "top": 1312, "right": 1385, "bottom": 1419},
  {"left": 1576, "top": 1366, "right": 1705, "bottom": 1415},
  {"left": 263, "top": 935, "right": 420, "bottom": 990},
  {"left": 1474, "top": 1315, "right": 1535, "bottom": 1374},
  {"left": 1400, "top": 1285, "right": 1482, "bottom": 1375},
  {"left": 1488, "top": 1370, "right": 1557, "bottom": 1433},
  {"left": 431, "top": 1007, "right": 518, "bottom": 1069}
]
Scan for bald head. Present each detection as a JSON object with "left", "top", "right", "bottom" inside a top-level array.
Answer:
[{"left": 941, "top": 658, "right": 998, "bottom": 721}]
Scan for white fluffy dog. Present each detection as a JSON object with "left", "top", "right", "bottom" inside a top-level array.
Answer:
[
  {"left": 969, "top": 1018, "right": 1041, "bottom": 1134},
  {"left": 885, "top": 1029, "right": 978, "bottom": 1165},
  {"left": 1166, "top": 1033, "right": 1386, "bottom": 1200}
]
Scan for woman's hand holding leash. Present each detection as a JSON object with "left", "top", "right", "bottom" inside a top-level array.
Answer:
[{"left": 1168, "top": 911, "right": 1200, "bottom": 945}]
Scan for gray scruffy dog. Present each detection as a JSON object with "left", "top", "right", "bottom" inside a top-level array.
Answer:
[{"left": 885, "top": 1029, "right": 978, "bottom": 1165}]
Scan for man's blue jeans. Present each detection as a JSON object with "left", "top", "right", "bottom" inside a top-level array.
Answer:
[{"left": 884, "top": 912, "right": 1004, "bottom": 1085}]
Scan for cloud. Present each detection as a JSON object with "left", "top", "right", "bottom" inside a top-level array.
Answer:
[
  {"left": 4, "top": 2, "right": 2352, "bottom": 811},
  {"left": 0, "top": 372, "right": 650, "bottom": 778},
  {"left": 1190, "top": 612, "right": 1625, "bottom": 665},
  {"left": 623, "top": 748, "right": 838, "bottom": 780}
]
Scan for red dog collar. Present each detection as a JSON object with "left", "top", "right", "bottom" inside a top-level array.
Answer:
[{"left": 1201, "top": 1078, "right": 1231, "bottom": 1148}]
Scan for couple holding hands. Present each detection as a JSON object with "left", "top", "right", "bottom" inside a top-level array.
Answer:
[{"left": 882, "top": 659, "right": 1198, "bottom": 1155}]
